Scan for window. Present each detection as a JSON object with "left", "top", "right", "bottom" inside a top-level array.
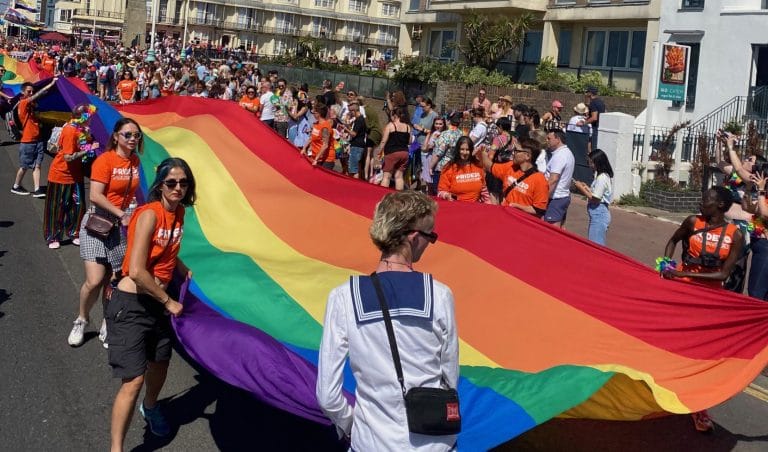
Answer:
[
  {"left": 408, "top": 0, "right": 420, "bottom": 11},
  {"left": 158, "top": 0, "right": 168, "bottom": 21},
  {"left": 681, "top": 0, "right": 704, "bottom": 8},
  {"left": 274, "top": 39, "right": 289, "bottom": 55},
  {"left": 276, "top": 13, "right": 295, "bottom": 33},
  {"left": 315, "top": 0, "right": 333, "bottom": 7},
  {"left": 194, "top": 2, "right": 217, "bottom": 23},
  {"left": 347, "top": 22, "right": 369, "bottom": 40},
  {"left": 344, "top": 46, "right": 359, "bottom": 59},
  {"left": 378, "top": 25, "right": 397, "bottom": 45},
  {"left": 429, "top": 30, "right": 455, "bottom": 61},
  {"left": 59, "top": 9, "right": 72, "bottom": 22},
  {"left": 558, "top": 29, "right": 572, "bottom": 66},
  {"left": 381, "top": 3, "right": 399, "bottom": 17},
  {"left": 236, "top": 8, "right": 254, "bottom": 28},
  {"left": 583, "top": 29, "right": 646, "bottom": 69},
  {"left": 312, "top": 17, "right": 333, "bottom": 36},
  {"left": 520, "top": 31, "right": 542, "bottom": 64},
  {"left": 348, "top": 0, "right": 367, "bottom": 13}
]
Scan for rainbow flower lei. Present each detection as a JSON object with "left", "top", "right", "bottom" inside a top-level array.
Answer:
[
  {"left": 654, "top": 256, "right": 677, "bottom": 273},
  {"left": 748, "top": 215, "right": 766, "bottom": 239},
  {"left": 69, "top": 104, "right": 98, "bottom": 162}
]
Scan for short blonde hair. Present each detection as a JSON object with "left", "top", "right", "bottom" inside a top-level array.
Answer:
[{"left": 370, "top": 192, "right": 438, "bottom": 255}]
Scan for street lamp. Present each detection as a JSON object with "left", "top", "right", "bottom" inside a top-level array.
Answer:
[{"left": 146, "top": 0, "right": 158, "bottom": 62}]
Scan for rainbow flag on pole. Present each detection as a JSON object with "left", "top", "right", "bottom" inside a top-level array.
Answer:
[{"left": 42, "top": 79, "right": 768, "bottom": 450}]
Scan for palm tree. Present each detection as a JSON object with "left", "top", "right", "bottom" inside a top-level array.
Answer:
[{"left": 457, "top": 11, "right": 535, "bottom": 73}]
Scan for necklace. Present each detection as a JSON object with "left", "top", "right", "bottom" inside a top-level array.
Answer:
[{"left": 380, "top": 259, "right": 413, "bottom": 271}]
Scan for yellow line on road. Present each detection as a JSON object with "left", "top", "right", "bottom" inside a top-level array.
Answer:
[{"left": 744, "top": 383, "right": 768, "bottom": 403}]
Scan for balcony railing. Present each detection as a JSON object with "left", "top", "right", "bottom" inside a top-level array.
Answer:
[
  {"left": 184, "top": 18, "right": 397, "bottom": 46},
  {"left": 72, "top": 9, "right": 124, "bottom": 21},
  {"left": 145, "top": 14, "right": 183, "bottom": 25}
]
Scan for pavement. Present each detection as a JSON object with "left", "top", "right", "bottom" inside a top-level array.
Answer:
[{"left": 1, "top": 135, "right": 767, "bottom": 451}]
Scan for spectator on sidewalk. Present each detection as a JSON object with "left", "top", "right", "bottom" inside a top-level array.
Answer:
[{"left": 543, "top": 129, "right": 575, "bottom": 228}]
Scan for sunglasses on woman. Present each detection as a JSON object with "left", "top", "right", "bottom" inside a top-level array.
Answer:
[
  {"left": 409, "top": 229, "right": 438, "bottom": 244},
  {"left": 120, "top": 131, "right": 143, "bottom": 140},
  {"left": 163, "top": 178, "right": 189, "bottom": 189}
]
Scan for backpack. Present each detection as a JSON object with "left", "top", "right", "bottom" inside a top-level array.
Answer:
[
  {"left": 46, "top": 126, "right": 64, "bottom": 155},
  {"left": 5, "top": 101, "right": 25, "bottom": 142}
]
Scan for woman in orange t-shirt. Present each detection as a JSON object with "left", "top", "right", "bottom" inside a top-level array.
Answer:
[
  {"left": 108, "top": 157, "right": 195, "bottom": 448},
  {"left": 301, "top": 102, "right": 335, "bottom": 170},
  {"left": 117, "top": 71, "right": 138, "bottom": 104},
  {"left": 43, "top": 104, "right": 99, "bottom": 249},
  {"left": 68, "top": 118, "right": 144, "bottom": 349},
  {"left": 661, "top": 186, "right": 743, "bottom": 434},
  {"left": 437, "top": 136, "right": 489, "bottom": 203},
  {"left": 238, "top": 86, "right": 260, "bottom": 115}
]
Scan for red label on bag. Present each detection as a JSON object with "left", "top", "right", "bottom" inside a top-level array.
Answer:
[{"left": 446, "top": 402, "right": 460, "bottom": 421}]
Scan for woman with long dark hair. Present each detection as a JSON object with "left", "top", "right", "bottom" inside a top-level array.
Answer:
[
  {"left": 574, "top": 149, "right": 614, "bottom": 245},
  {"left": 68, "top": 118, "right": 144, "bottom": 348},
  {"left": 437, "top": 136, "right": 488, "bottom": 203},
  {"left": 108, "top": 158, "right": 195, "bottom": 450}
]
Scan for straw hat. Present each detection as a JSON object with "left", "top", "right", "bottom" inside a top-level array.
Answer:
[
  {"left": 573, "top": 103, "right": 589, "bottom": 115},
  {"left": 499, "top": 95, "right": 513, "bottom": 104}
]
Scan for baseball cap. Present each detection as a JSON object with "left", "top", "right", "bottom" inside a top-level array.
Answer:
[
  {"left": 586, "top": 86, "right": 598, "bottom": 95},
  {"left": 552, "top": 100, "right": 563, "bottom": 108}
]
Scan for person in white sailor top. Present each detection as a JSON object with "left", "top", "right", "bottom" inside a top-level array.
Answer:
[{"left": 317, "top": 191, "right": 459, "bottom": 451}]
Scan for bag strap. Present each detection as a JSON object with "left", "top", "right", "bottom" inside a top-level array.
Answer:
[
  {"left": 118, "top": 160, "right": 135, "bottom": 211},
  {"left": 370, "top": 272, "right": 407, "bottom": 398},
  {"left": 501, "top": 167, "right": 537, "bottom": 200}
]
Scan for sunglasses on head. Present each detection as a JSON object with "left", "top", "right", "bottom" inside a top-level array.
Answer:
[
  {"left": 163, "top": 178, "right": 189, "bottom": 189},
  {"left": 119, "top": 131, "right": 142, "bottom": 139}
]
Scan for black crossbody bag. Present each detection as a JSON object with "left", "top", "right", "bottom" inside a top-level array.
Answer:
[{"left": 370, "top": 272, "right": 461, "bottom": 436}]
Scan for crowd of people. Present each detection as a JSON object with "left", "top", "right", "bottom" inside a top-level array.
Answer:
[{"left": 8, "top": 35, "right": 768, "bottom": 447}]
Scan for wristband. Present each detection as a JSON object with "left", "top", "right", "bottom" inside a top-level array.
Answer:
[
  {"left": 162, "top": 294, "right": 170, "bottom": 304},
  {"left": 759, "top": 191, "right": 766, "bottom": 197}
]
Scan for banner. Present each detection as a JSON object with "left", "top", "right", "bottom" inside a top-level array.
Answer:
[{"left": 657, "top": 43, "right": 690, "bottom": 102}]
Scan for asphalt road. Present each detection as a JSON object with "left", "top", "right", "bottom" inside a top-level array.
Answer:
[{"left": 1, "top": 136, "right": 767, "bottom": 451}]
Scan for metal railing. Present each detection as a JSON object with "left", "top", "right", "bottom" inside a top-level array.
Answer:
[
  {"left": 748, "top": 85, "right": 768, "bottom": 120},
  {"left": 184, "top": 18, "right": 398, "bottom": 46},
  {"left": 72, "top": 9, "right": 124, "bottom": 20}
]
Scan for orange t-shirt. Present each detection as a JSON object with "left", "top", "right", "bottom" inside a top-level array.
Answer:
[
  {"left": 48, "top": 124, "right": 84, "bottom": 184},
  {"left": 239, "top": 96, "right": 260, "bottom": 115},
  {"left": 491, "top": 162, "right": 549, "bottom": 211},
  {"left": 122, "top": 202, "right": 185, "bottom": 285},
  {"left": 18, "top": 97, "right": 41, "bottom": 143},
  {"left": 42, "top": 57, "right": 55, "bottom": 73},
  {"left": 117, "top": 79, "right": 138, "bottom": 101},
  {"left": 679, "top": 217, "right": 739, "bottom": 288},
  {"left": 311, "top": 119, "right": 335, "bottom": 163},
  {"left": 438, "top": 162, "right": 486, "bottom": 202},
  {"left": 90, "top": 151, "right": 140, "bottom": 209}
]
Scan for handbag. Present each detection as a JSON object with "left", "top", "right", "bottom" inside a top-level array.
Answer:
[
  {"left": 85, "top": 162, "right": 134, "bottom": 240},
  {"left": 370, "top": 273, "right": 461, "bottom": 436}
]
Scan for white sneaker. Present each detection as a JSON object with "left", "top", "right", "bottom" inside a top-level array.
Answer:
[
  {"left": 67, "top": 318, "right": 88, "bottom": 347},
  {"left": 99, "top": 319, "right": 108, "bottom": 349}
]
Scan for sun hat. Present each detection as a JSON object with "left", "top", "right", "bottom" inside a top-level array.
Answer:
[{"left": 574, "top": 103, "right": 589, "bottom": 115}]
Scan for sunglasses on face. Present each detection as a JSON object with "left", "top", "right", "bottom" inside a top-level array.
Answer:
[
  {"left": 163, "top": 178, "right": 189, "bottom": 189},
  {"left": 119, "top": 131, "right": 142, "bottom": 140},
  {"left": 409, "top": 229, "right": 438, "bottom": 244}
]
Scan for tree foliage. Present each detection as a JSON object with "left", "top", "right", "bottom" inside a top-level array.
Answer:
[
  {"left": 456, "top": 11, "right": 535, "bottom": 72},
  {"left": 393, "top": 57, "right": 514, "bottom": 87},
  {"left": 296, "top": 36, "right": 323, "bottom": 68}
]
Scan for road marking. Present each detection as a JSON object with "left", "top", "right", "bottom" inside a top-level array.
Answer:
[{"left": 744, "top": 383, "right": 768, "bottom": 403}]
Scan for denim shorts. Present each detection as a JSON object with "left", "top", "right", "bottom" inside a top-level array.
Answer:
[
  {"left": 544, "top": 196, "right": 571, "bottom": 224},
  {"left": 18, "top": 141, "right": 44, "bottom": 169},
  {"left": 349, "top": 146, "right": 365, "bottom": 174}
]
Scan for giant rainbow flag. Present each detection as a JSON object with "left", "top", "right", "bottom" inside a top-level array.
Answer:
[{"left": 37, "top": 78, "right": 768, "bottom": 450}]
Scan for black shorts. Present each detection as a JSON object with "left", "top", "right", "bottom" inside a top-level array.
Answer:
[{"left": 106, "top": 288, "right": 173, "bottom": 379}]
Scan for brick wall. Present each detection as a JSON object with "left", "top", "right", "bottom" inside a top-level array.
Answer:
[
  {"left": 642, "top": 188, "right": 700, "bottom": 213},
  {"left": 434, "top": 81, "right": 647, "bottom": 118}
]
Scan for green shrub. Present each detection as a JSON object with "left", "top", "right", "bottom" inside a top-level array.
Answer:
[
  {"left": 616, "top": 193, "right": 647, "bottom": 206},
  {"left": 393, "top": 57, "right": 513, "bottom": 87},
  {"left": 535, "top": 57, "right": 624, "bottom": 97}
]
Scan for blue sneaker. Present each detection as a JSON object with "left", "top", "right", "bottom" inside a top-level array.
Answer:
[{"left": 139, "top": 403, "right": 171, "bottom": 437}]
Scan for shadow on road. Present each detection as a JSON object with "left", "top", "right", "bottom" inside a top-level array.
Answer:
[
  {"left": 496, "top": 416, "right": 757, "bottom": 451},
  {"left": 129, "top": 347, "right": 345, "bottom": 452}
]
